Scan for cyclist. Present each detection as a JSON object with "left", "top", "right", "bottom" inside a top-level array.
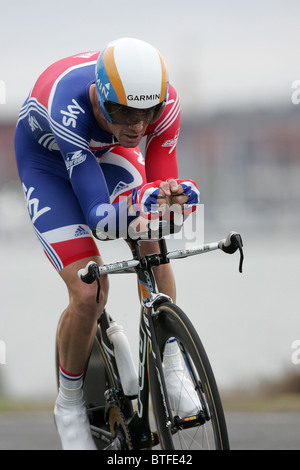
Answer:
[{"left": 15, "top": 37, "right": 200, "bottom": 450}]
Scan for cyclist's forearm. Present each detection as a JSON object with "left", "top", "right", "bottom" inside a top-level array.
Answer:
[{"left": 89, "top": 197, "right": 138, "bottom": 239}]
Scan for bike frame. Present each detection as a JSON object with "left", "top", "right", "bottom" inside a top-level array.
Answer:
[
  {"left": 91, "top": 239, "right": 174, "bottom": 449},
  {"left": 128, "top": 238, "right": 174, "bottom": 448},
  {"left": 80, "top": 233, "right": 244, "bottom": 449}
]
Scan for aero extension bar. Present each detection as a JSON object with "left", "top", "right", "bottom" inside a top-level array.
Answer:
[{"left": 78, "top": 231, "right": 244, "bottom": 300}]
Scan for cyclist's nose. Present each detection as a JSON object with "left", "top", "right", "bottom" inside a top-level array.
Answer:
[{"left": 127, "top": 121, "right": 145, "bottom": 131}]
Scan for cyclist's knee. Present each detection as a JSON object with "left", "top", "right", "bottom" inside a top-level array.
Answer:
[
  {"left": 65, "top": 281, "right": 108, "bottom": 328},
  {"left": 60, "top": 258, "right": 109, "bottom": 321},
  {"left": 74, "top": 280, "right": 108, "bottom": 312}
]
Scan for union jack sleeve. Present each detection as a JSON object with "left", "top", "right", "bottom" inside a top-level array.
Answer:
[
  {"left": 174, "top": 179, "right": 200, "bottom": 205},
  {"left": 131, "top": 180, "right": 163, "bottom": 218}
]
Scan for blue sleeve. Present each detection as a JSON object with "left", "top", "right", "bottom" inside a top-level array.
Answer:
[{"left": 49, "top": 83, "right": 136, "bottom": 237}]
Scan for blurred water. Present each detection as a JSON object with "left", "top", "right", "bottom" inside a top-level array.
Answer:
[{"left": 0, "top": 185, "right": 299, "bottom": 401}]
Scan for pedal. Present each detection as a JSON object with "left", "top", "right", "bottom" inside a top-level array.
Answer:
[{"left": 174, "top": 410, "right": 207, "bottom": 430}]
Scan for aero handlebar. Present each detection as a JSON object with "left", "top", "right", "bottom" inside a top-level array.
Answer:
[{"left": 78, "top": 231, "right": 244, "bottom": 292}]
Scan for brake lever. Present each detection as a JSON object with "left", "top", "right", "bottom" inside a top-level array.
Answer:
[
  {"left": 237, "top": 236, "right": 244, "bottom": 273},
  {"left": 78, "top": 262, "right": 101, "bottom": 303},
  {"left": 87, "top": 263, "right": 101, "bottom": 303},
  {"left": 95, "top": 272, "right": 101, "bottom": 303},
  {"left": 219, "top": 232, "right": 244, "bottom": 273}
]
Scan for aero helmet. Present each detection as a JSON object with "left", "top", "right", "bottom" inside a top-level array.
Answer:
[{"left": 95, "top": 37, "right": 169, "bottom": 124}]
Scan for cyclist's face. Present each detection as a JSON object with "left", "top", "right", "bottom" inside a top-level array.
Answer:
[
  {"left": 90, "top": 85, "right": 148, "bottom": 148},
  {"left": 106, "top": 119, "right": 148, "bottom": 148},
  {"left": 104, "top": 102, "right": 153, "bottom": 148}
]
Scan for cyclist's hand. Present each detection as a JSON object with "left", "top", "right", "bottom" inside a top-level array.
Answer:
[
  {"left": 159, "top": 179, "right": 187, "bottom": 207},
  {"left": 129, "top": 179, "right": 200, "bottom": 219},
  {"left": 159, "top": 178, "right": 200, "bottom": 213},
  {"left": 129, "top": 180, "right": 163, "bottom": 218}
]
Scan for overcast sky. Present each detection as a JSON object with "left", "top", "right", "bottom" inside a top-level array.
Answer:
[{"left": 1, "top": 0, "right": 300, "bottom": 119}]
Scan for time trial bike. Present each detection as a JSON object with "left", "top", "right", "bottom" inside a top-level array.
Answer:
[{"left": 56, "top": 230, "right": 243, "bottom": 450}]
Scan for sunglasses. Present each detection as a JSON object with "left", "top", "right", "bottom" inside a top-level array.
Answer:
[{"left": 104, "top": 101, "right": 165, "bottom": 125}]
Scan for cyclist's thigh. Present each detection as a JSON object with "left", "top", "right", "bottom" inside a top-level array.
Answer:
[
  {"left": 15, "top": 124, "right": 100, "bottom": 272},
  {"left": 98, "top": 146, "right": 146, "bottom": 203}
]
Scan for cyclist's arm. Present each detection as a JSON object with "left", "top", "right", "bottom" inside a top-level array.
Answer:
[
  {"left": 144, "top": 84, "right": 180, "bottom": 182},
  {"left": 143, "top": 86, "right": 199, "bottom": 209},
  {"left": 49, "top": 97, "right": 136, "bottom": 238}
]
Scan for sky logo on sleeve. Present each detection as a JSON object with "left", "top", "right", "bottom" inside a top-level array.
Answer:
[{"left": 60, "top": 99, "right": 85, "bottom": 128}]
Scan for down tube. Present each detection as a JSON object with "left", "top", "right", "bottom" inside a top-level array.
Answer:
[
  {"left": 137, "top": 306, "right": 151, "bottom": 420},
  {"left": 127, "top": 304, "right": 155, "bottom": 449},
  {"left": 138, "top": 272, "right": 175, "bottom": 431},
  {"left": 136, "top": 276, "right": 153, "bottom": 420}
]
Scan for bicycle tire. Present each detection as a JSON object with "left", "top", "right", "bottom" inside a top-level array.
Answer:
[{"left": 148, "top": 302, "right": 230, "bottom": 450}]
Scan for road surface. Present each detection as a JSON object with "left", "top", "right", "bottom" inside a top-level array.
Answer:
[{"left": 0, "top": 410, "right": 299, "bottom": 450}]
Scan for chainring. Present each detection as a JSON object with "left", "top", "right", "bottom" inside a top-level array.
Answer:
[{"left": 108, "top": 405, "right": 133, "bottom": 450}]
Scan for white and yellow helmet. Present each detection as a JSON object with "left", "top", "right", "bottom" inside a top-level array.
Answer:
[{"left": 95, "top": 37, "right": 169, "bottom": 124}]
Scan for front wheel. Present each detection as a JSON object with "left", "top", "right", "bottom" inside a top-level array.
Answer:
[{"left": 148, "top": 302, "right": 229, "bottom": 450}]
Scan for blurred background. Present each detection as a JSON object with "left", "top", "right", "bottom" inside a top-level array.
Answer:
[{"left": 0, "top": 0, "right": 299, "bottom": 407}]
